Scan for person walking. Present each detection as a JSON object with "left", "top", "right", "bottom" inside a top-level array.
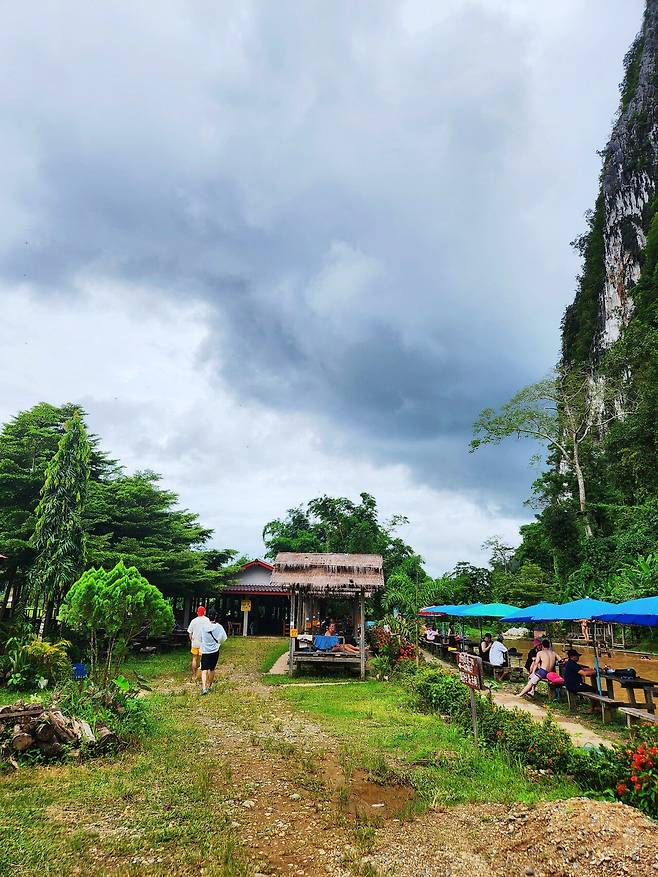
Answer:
[
  {"left": 187, "top": 605, "right": 207, "bottom": 682},
  {"left": 200, "top": 608, "right": 227, "bottom": 695}
]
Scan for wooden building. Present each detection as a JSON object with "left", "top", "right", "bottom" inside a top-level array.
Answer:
[
  {"left": 216, "top": 559, "right": 289, "bottom": 636},
  {"left": 272, "top": 552, "right": 385, "bottom": 679}
]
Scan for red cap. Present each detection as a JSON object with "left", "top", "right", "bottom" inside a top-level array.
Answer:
[{"left": 196, "top": 606, "right": 206, "bottom": 616}]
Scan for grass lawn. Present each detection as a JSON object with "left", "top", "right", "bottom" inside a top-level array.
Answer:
[
  {"left": 1, "top": 640, "right": 584, "bottom": 877},
  {"left": 0, "top": 685, "right": 251, "bottom": 877},
  {"left": 278, "top": 680, "right": 580, "bottom": 808}
]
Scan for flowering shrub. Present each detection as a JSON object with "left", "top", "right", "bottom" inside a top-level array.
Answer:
[
  {"left": 369, "top": 624, "right": 416, "bottom": 665},
  {"left": 615, "top": 737, "right": 658, "bottom": 817}
]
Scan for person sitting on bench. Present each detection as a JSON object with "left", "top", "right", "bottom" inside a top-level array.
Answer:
[
  {"left": 480, "top": 632, "right": 493, "bottom": 663},
  {"left": 562, "top": 648, "right": 596, "bottom": 694},
  {"left": 489, "top": 635, "right": 509, "bottom": 680},
  {"left": 517, "top": 638, "right": 558, "bottom": 698}
]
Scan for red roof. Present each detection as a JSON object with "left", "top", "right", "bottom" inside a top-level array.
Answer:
[
  {"left": 240, "top": 559, "right": 274, "bottom": 572},
  {"left": 222, "top": 582, "right": 287, "bottom": 596}
]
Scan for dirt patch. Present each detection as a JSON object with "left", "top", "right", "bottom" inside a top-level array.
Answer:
[
  {"left": 369, "top": 797, "right": 658, "bottom": 877},
  {"left": 346, "top": 769, "right": 414, "bottom": 819}
]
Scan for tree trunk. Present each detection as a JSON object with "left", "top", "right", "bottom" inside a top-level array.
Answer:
[
  {"left": 0, "top": 580, "right": 11, "bottom": 621},
  {"left": 572, "top": 438, "right": 593, "bottom": 539}
]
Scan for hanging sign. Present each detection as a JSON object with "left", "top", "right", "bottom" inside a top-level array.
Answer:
[{"left": 240, "top": 599, "right": 252, "bottom": 612}]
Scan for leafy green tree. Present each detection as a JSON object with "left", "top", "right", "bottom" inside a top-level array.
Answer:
[
  {"left": 0, "top": 403, "right": 114, "bottom": 616},
  {"left": 491, "top": 562, "right": 547, "bottom": 607},
  {"left": 449, "top": 562, "right": 492, "bottom": 604},
  {"left": 29, "top": 411, "right": 91, "bottom": 630},
  {"left": 64, "top": 561, "right": 174, "bottom": 683},
  {"left": 382, "top": 554, "right": 439, "bottom": 618},
  {"left": 84, "top": 471, "right": 224, "bottom": 598},
  {"left": 607, "top": 554, "right": 658, "bottom": 601},
  {"left": 471, "top": 369, "right": 622, "bottom": 539},
  {"left": 482, "top": 535, "right": 515, "bottom": 572},
  {"left": 0, "top": 404, "right": 228, "bottom": 617},
  {"left": 263, "top": 492, "right": 414, "bottom": 577}
]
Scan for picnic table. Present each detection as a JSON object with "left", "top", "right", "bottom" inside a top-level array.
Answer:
[{"left": 602, "top": 675, "right": 657, "bottom": 712}]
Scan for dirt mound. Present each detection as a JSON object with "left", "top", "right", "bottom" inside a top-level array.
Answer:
[{"left": 370, "top": 797, "right": 657, "bottom": 877}]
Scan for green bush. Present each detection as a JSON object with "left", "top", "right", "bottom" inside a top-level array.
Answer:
[
  {"left": 1, "top": 634, "right": 71, "bottom": 691},
  {"left": 408, "top": 666, "right": 658, "bottom": 813},
  {"left": 24, "top": 639, "right": 71, "bottom": 685},
  {"left": 54, "top": 674, "right": 153, "bottom": 744}
]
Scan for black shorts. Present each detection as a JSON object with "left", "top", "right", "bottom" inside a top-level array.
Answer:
[{"left": 200, "top": 651, "right": 219, "bottom": 671}]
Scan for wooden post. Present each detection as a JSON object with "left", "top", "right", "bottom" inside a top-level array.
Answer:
[
  {"left": 183, "top": 595, "right": 192, "bottom": 628},
  {"left": 288, "top": 592, "right": 296, "bottom": 676},
  {"left": 469, "top": 688, "right": 479, "bottom": 743},
  {"left": 359, "top": 591, "right": 366, "bottom": 680}
]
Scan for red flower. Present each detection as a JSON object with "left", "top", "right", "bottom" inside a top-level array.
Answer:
[
  {"left": 616, "top": 783, "right": 627, "bottom": 796},
  {"left": 634, "top": 783, "right": 642, "bottom": 791}
]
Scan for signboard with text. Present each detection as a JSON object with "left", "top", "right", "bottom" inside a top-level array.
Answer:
[
  {"left": 240, "top": 599, "right": 252, "bottom": 612},
  {"left": 457, "top": 652, "right": 483, "bottom": 690},
  {"left": 456, "top": 652, "right": 483, "bottom": 742}
]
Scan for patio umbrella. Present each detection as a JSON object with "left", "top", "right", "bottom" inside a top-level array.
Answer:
[
  {"left": 526, "top": 597, "right": 617, "bottom": 623},
  {"left": 457, "top": 602, "right": 521, "bottom": 618},
  {"left": 502, "top": 601, "right": 559, "bottom": 624},
  {"left": 530, "top": 598, "right": 618, "bottom": 696},
  {"left": 419, "top": 605, "right": 458, "bottom": 616},
  {"left": 594, "top": 595, "right": 658, "bottom": 627}
]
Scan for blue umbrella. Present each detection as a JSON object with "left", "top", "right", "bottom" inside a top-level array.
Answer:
[
  {"left": 529, "top": 598, "right": 617, "bottom": 622},
  {"left": 502, "top": 601, "right": 559, "bottom": 624},
  {"left": 419, "top": 604, "right": 459, "bottom": 616},
  {"left": 458, "top": 602, "right": 522, "bottom": 618},
  {"left": 594, "top": 595, "right": 658, "bottom": 627},
  {"left": 531, "top": 598, "right": 618, "bottom": 696}
]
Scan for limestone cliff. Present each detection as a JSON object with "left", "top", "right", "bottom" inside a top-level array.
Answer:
[{"left": 562, "top": 0, "right": 658, "bottom": 363}]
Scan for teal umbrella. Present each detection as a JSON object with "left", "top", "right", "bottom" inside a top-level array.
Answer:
[{"left": 457, "top": 602, "right": 521, "bottom": 618}]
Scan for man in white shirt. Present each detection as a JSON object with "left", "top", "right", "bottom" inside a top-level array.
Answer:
[
  {"left": 199, "top": 608, "right": 228, "bottom": 695},
  {"left": 187, "top": 606, "right": 207, "bottom": 682},
  {"left": 488, "top": 634, "right": 509, "bottom": 680}
]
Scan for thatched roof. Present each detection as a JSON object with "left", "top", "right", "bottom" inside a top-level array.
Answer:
[{"left": 272, "top": 552, "right": 384, "bottom": 597}]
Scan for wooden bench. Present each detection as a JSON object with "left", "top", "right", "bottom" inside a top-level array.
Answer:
[
  {"left": 619, "top": 706, "right": 658, "bottom": 732},
  {"left": 578, "top": 691, "right": 624, "bottom": 723}
]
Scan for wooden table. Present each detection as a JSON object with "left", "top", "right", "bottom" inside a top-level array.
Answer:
[{"left": 603, "top": 675, "right": 657, "bottom": 712}]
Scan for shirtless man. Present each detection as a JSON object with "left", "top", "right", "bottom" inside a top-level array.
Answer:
[{"left": 518, "top": 638, "right": 558, "bottom": 697}]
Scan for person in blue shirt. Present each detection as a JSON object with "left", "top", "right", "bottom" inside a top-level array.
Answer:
[{"left": 562, "top": 648, "right": 596, "bottom": 693}]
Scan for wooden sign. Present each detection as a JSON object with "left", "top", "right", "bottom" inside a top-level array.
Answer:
[
  {"left": 456, "top": 652, "right": 483, "bottom": 743},
  {"left": 240, "top": 599, "right": 252, "bottom": 612},
  {"left": 457, "top": 652, "right": 483, "bottom": 690}
]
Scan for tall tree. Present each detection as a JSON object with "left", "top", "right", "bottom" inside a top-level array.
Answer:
[
  {"left": 29, "top": 411, "right": 91, "bottom": 630},
  {"left": 83, "top": 470, "right": 223, "bottom": 597},
  {"left": 0, "top": 403, "right": 113, "bottom": 615},
  {"left": 471, "top": 368, "right": 622, "bottom": 539}
]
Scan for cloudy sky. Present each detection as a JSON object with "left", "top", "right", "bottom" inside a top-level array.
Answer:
[{"left": 0, "top": 1, "right": 644, "bottom": 574}]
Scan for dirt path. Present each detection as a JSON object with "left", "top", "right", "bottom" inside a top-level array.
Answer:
[
  {"left": 170, "top": 651, "right": 658, "bottom": 877},
  {"left": 422, "top": 649, "right": 613, "bottom": 748}
]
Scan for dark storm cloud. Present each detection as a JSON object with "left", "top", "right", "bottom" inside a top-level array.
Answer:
[{"left": 0, "top": 0, "right": 645, "bottom": 514}]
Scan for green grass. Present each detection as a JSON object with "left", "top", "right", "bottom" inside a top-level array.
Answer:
[
  {"left": 0, "top": 687, "right": 251, "bottom": 877},
  {"left": 1, "top": 641, "right": 584, "bottom": 877},
  {"left": 277, "top": 680, "right": 579, "bottom": 808}
]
